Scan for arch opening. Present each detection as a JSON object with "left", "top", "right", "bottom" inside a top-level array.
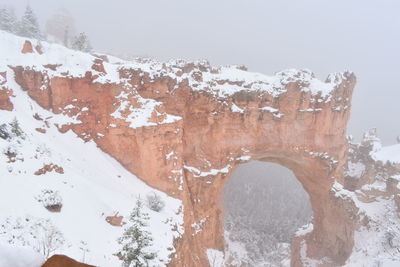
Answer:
[{"left": 222, "top": 161, "right": 313, "bottom": 266}]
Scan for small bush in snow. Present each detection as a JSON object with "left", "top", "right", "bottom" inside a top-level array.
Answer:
[
  {"left": 117, "top": 198, "right": 156, "bottom": 267},
  {"left": 0, "top": 124, "right": 11, "bottom": 140},
  {"left": 3, "top": 145, "right": 18, "bottom": 163},
  {"left": 0, "top": 216, "right": 64, "bottom": 259},
  {"left": 146, "top": 192, "right": 165, "bottom": 212},
  {"left": 79, "top": 240, "right": 90, "bottom": 263},
  {"left": 40, "top": 223, "right": 65, "bottom": 259},
  {"left": 36, "top": 189, "right": 63, "bottom": 212}
]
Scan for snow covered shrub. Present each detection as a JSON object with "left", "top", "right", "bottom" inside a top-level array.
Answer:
[
  {"left": 117, "top": 198, "right": 156, "bottom": 267},
  {"left": 79, "top": 240, "right": 90, "bottom": 263},
  {"left": 36, "top": 189, "right": 63, "bottom": 212},
  {"left": 0, "top": 216, "right": 64, "bottom": 259},
  {"left": 3, "top": 144, "right": 18, "bottom": 162},
  {"left": 39, "top": 223, "right": 65, "bottom": 259},
  {"left": 0, "top": 123, "right": 11, "bottom": 140},
  {"left": 146, "top": 192, "right": 165, "bottom": 212}
]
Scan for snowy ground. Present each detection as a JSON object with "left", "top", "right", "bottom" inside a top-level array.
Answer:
[
  {"left": 0, "top": 68, "right": 183, "bottom": 266},
  {"left": 334, "top": 181, "right": 400, "bottom": 267}
]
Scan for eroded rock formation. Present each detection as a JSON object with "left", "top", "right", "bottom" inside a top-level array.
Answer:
[{"left": 2, "top": 35, "right": 359, "bottom": 266}]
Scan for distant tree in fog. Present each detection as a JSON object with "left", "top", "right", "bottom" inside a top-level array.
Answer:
[
  {"left": 45, "top": 8, "right": 77, "bottom": 47},
  {"left": 0, "top": 6, "right": 17, "bottom": 33},
  {"left": 17, "top": 5, "right": 42, "bottom": 39},
  {"left": 71, "top": 32, "right": 92, "bottom": 52}
]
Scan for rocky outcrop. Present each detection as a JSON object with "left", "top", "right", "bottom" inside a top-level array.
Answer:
[
  {"left": 21, "top": 40, "right": 34, "bottom": 54},
  {"left": 4, "top": 36, "right": 359, "bottom": 266},
  {"left": 34, "top": 164, "right": 64, "bottom": 175},
  {"left": 0, "top": 72, "right": 13, "bottom": 111},
  {"left": 105, "top": 214, "right": 125, "bottom": 226},
  {"left": 344, "top": 129, "right": 400, "bottom": 191},
  {"left": 0, "top": 88, "right": 13, "bottom": 111},
  {"left": 42, "top": 255, "right": 95, "bottom": 267}
]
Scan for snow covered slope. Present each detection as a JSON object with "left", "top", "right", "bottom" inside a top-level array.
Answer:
[
  {"left": 339, "top": 133, "right": 400, "bottom": 267},
  {"left": 0, "top": 60, "right": 183, "bottom": 266}
]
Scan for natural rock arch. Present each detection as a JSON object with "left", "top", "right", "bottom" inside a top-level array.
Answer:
[{"left": 7, "top": 50, "right": 357, "bottom": 266}]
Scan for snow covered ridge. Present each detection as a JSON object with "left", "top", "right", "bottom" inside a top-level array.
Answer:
[
  {"left": 0, "top": 30, "right": 355, "bottom": 130},
  {"left": 0, "top": 69, "right": 184, "bottom": 266},
  {"left": 332, "top": 130, "right": 400, "bottom": 266},
  {"left": 0, "top": 30, "right": 354, "bottom": 101}
]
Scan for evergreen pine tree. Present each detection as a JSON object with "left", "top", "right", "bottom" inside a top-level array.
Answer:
[
  {"left": 9, "top": 117, "right": 24, "bottom": 138},
  {"left": 71, "top": 32, "right": 92, "bottom": 52},
  {"left": 0, "top": 6, "right": 17, "bottom": 33},
  {"left": 117, "top": 199, "right": 156, "bottom": 267},
  {"left": 17, "top": 5, "right": 41, "bottom": 39}
]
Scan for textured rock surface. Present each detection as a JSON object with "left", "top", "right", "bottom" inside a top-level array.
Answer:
[{"left": 4, "top": 35, "right": 359, "bottom": 266}]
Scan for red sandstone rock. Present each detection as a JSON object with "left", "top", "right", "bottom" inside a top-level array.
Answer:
[
  {"left": 34, "top": 164, "right": 64, "bottom": 175},
  {"left": 105, "top": 215, "right": 124, "bottom": 226},
  {"left": 42, "top": 255, "right": 95, "bottom": 267},
  {"left": 91, "top": 58, "right": 107, "bottom": 74},
  {"left": 0, "top": 88, "right": 13, "bottom": 111},
  {"left": 35, "top": 128, "right": 47, "bottom": 133},
  {"left": 0, "top": 73, "right": 12, "bottom": 110},
  {"left": 43, "top": 64, "right": 61, "bottom": 71},
  {"left": 21, "top": 40, "right": 34, "bottom": 54}
]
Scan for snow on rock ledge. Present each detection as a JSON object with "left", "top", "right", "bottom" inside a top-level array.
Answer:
[{"left": 0, "top": 30, "right": 353, "bottom": 102}]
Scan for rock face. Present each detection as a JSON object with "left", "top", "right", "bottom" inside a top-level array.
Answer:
[{"left": 4, "top": 35, "right": 358, "bottom": 266}]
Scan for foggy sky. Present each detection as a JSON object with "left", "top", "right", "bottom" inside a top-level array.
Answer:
[{"left": 2, "top": 0, "right": 399, "bottom": 144}]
